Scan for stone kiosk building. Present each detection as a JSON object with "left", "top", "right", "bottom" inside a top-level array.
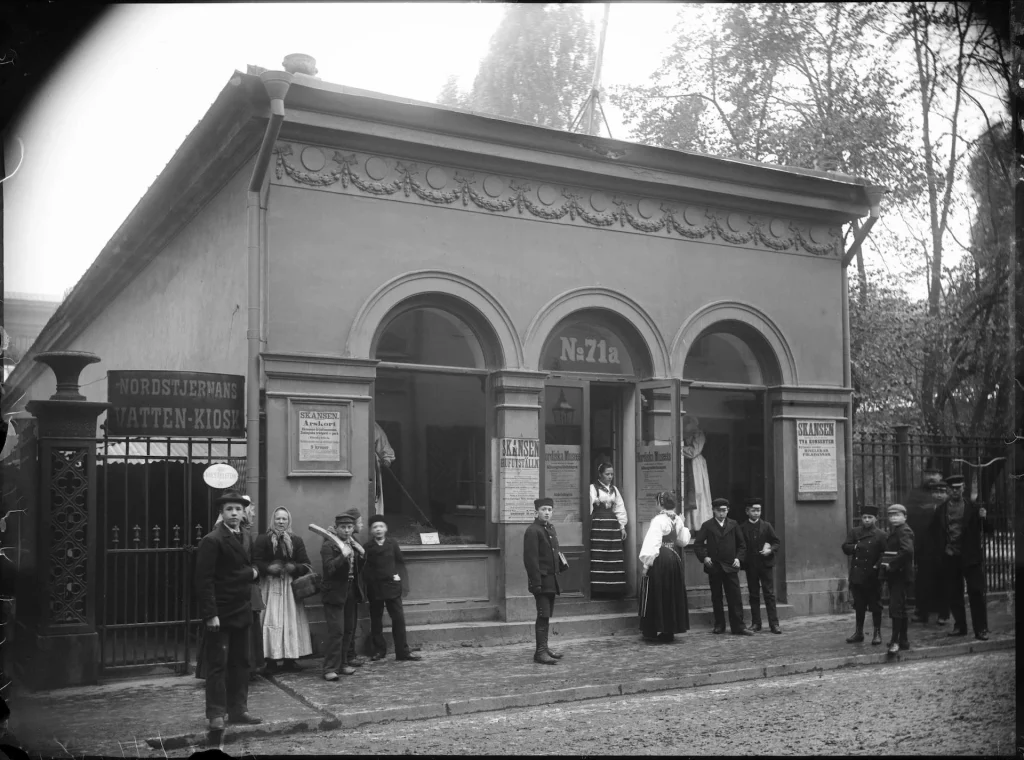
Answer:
[{"left": 6, "top": 56, "right": 880, "bottom": 685}]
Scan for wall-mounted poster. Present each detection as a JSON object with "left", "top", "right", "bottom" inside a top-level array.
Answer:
[
  {"left": 636, "top": 443, "right": 673, "bottom": 522},
  {"left": 796, "top": 419, "right": 838, "bottom": 500},
  {"left": 287, "top": 397, "right": 352, "bottom": 477},
  {"left": 544, "top": 444, "right": 581, "bottom": 523},
  {"left": 499, "top": 437, "right": 540, "bottom": 523}
]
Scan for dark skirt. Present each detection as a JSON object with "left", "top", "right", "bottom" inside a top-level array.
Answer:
[
  {"left": 589, "top": 505, "right": 627, "bottom": 597},
  {"left": 640, "top": 545, "right": 689, "bottom": 636}
]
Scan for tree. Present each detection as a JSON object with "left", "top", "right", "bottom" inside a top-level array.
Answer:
[
  {"left": 451, "top": 4, "right": 595, "bottom": 130},
  {"left": 436, "top": 75, "right": 467, "bottom": 110}
]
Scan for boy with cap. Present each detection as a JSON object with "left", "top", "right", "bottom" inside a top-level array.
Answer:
[
  {"left": 841, "top": 505, "right": 888, "bottom": 645},
  {"left": 363, "top": 515, "right": 422, "bottom": 662},
  {"left": 320, "top": 512, "right": 361, "bottom": 680},
  {"left": 523, "top": 497, "right": 563, "bottom": 664},
  {"left": 928, "top": 474, "right": 991, "bottom": 640},
  {"left": 340, "top": 508, "right": 368, "bottom": 666},
  {"left": 692, "top": 498, "right": 753, "bottom": 636},
  {"left": 738, "top": 499, "right": 781, "bottom": 634},
  {"left": 194, "top": 491, "right": 263, "bottom": 730},
  {"left": 880, "top": 503, "right": 915, "bottom": 655}
]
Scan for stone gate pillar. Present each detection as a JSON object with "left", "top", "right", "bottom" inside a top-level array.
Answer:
[{"left": 23, "top": 351, "right": 110, "bottom": 689}]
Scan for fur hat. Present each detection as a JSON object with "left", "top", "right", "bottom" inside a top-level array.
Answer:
[
  {"left": 859, "top": 505, "right": 879, "bottom": 517},
  {"left": 534, "top": 497, "right": 554, "bottom": 509},
  {"left": 369, "top": 514, "right": 387, "bottom": 528}
]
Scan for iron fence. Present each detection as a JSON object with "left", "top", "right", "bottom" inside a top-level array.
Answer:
[
  {"left": 852, "top": 427, "right": 1014, "bottom": 595},
  {"left": 96, "top": 435, "right": 246, "bottom": 675}
]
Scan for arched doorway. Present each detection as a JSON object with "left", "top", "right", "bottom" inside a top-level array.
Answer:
[
  {"left": 371, "top": 297, "right": 501, "bottom": 546},
  {"left": 538, "top": 308, "right": 657, "bottom": 599},
  {"left": 682, "top": 322, "right": 782, "bottom": 529}
]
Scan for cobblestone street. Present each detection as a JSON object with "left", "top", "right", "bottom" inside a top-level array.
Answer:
[{"left": 182, "top": 650, "right": 1015, "bottom": 756}]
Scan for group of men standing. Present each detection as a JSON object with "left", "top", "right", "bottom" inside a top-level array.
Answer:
[{"left": 843, "top": 474, "right": 991, "bottom": 657}]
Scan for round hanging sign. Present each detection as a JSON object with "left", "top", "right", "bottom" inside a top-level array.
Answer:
[{"left": 203, "top": 463, "right": 239, "bottom": 489}]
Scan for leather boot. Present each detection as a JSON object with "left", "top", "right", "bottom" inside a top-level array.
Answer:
[
  {"left": 871, "top": 627, "right": 882, "bottom": 645},
  {"left": 534, "top": 619, "right": 557, "bottom": 665},
  {"left": 898, "top": 618, "right": 911, "bottom": 651},
  {"left": 846, "top": 609, "right": 865, "bottom": 643}
]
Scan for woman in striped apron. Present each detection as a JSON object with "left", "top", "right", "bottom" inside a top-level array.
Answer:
[{"left": 588, "top": 462, "right": 628, "bottom": 597}]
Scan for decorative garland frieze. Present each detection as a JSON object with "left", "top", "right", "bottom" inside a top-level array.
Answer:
[{"left": 272, "top": 142, "right": 841, "bottom": 257}]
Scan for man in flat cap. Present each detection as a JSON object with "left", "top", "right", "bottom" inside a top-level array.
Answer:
[
  {"left": 928, "top": 474, "right": 992, "bottom": 640},
  {"left": 340, "top": 508, "right": 369, "bottom": 667},
  {"left": 881, "top": 503, "right": 915, "bottom": 654},
  {"left": 841, "top": 505, "right": 888, "bottom": 645},
  {"left": 693, "top": 498, "right": 752, "bottom": 635},
  {"left": 194, "top": 491, "right": 263, "bottom": 730},
  {"left": 523, "top": 498, "right": 564, "bottom": 664},
  {"left": 320, "top": 512, "right": 361, "bottom": 681}
]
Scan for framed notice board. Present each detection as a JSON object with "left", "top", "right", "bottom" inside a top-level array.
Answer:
[{"left": 287, "top": 397, "right": 353, "bottom": 477}]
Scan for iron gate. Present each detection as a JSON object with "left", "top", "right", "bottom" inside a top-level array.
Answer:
[{"left": 96, "top": 435, "right": 246, "bottom": 675}]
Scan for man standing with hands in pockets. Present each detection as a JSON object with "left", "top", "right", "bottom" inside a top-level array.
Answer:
[{"left": 693, "top": 498, "right": 753, "bottom": 636}]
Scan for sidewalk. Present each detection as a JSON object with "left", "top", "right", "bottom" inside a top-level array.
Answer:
[{"left": 6, "top": 601, "right": 1014, "bottom": 757}]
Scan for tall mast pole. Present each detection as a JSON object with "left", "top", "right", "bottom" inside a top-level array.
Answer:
[{"left": 586, "top": 3, "right": 611, "bottom": 136}]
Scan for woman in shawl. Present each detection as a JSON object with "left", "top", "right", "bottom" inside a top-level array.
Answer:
[
  {"left": 252, "top": 506, "right": 313, "bottom": 670},
  {"left": 682, "top": 415, "right": 712, "bottom": 534},
  {"left": 639, "top": 491, "right": 690, "bottom": 642},
  {"left": 588, "top": 462, "right": 628, "bottom": 597}
]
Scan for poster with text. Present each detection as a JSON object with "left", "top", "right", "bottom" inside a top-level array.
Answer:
[
  {"left": 299, "top": 409, "right": 342, "bottom": 461},
  {"left": 499, "top": 438, "right": 541, "bottom": 523},
  {"left": 636, "top": 444, "right": 673, "bottom": 521},
  {"left": 796, "top": 419, "right": 838, "bottom": 499},
  {"left": 544, "top": 444, "right": 581, "bottom": 523}
]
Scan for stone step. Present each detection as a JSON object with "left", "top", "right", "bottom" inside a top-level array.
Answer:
[{"left": 367, "top": 604, "right": 799, "bottom": 652}]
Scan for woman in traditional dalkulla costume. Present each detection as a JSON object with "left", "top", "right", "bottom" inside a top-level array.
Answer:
[
  {"left": 639, "top": 491, "right": 691, "bottom": 642},
  {"left": 682, "top": 415, "right": 712, "bottom": 534},
  {"left": 588, "top": 462, "right": 628, "bottom": 597},
  {"left": 253, "top": 507, "right": 313, "bottom": 670}
]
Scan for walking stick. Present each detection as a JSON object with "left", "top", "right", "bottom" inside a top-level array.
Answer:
[{"left": 380, "top": 458, "right": 436, "bottom": 529}]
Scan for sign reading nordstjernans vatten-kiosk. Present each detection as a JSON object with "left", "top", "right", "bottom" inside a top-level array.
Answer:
[
  {"left": 500, "top": 438, "right": 540, "bottom": 523},
  {"left": 796, "top": 419, "right": 838, "bottom": 500},
  {"left": 107, "top": 371, "right": 244, "bottom": 437}
]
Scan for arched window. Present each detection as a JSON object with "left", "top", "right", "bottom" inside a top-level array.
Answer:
[{"left": 372, "top": 300, "right": 496, "bottom": 546}]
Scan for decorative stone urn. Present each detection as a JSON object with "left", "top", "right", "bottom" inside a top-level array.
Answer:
[
  {"left": 25, "top": 351, "right": 111, "bottom": 438},
  {"left": 282, "top": 53, "right": 317, "bottom": 76}
]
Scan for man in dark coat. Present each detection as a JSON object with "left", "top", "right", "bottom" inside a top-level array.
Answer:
[
  {"left": 929, "top": 474, "right": 992, "bottom": 640},
  {"left": 320, "top": 512, "right": 362, "bottom": 680},
  {"left": 881, "top": 503, "right": 915, "bottom": 655},
  {"left": 693, "top": 498, "right": 753, "bottom": 636},
  {"left": 363, "top": 515, "right": 422, "bottom": 662},
  {"left": 341, "top": 508, "right": 368, "bottom": 667},
  {"left": 194, "top": 491, "right": 263, "bottom": 730},
  {"left": 523, "top": 497, "right": 563, "bottom": 664},
  {"left": 738, "top": 499, "right": 781, "bottom": 634},
  {"left": 841, "top": 504, "right": 888, "bottom": 645},
  {"left": 905, "top": 470, "right": 949, "bottom": 626}
]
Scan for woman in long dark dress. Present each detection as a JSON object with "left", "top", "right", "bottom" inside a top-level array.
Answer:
[
  {"left": 639, "top": 491, "right": 690, "bottom": 642},
  {"left": 588, "top": 462, "right": 628, "bottom": 597}
]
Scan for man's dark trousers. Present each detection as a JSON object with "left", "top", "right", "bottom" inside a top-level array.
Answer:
[
  {"left": 204, "top": 623, "right": 251, "bottom": 720},
  {"left": 709, "top": 570, "right": 745, "bottom": 632},
  {"left": 322, "top": 596, "right": 357, "bottom": 675},
  {"left": 746, "top": 566, "right": 779, "bottom": 627},
  {"left": 369, "top": 598, "right": 411, "bottom": 657},
  {"left": 942, "top": 553, "right": 987, "bottom": 632}
]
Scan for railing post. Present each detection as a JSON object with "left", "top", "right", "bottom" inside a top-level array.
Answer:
[{"left": 894, "top": 424, "right": 911, "bottom": 504}]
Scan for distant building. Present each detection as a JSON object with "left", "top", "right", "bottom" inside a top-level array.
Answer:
[{"left": 2, "top": 292, "right": 62, "bottom": 381}]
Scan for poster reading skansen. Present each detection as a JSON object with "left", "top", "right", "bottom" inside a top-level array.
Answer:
[{"left": 796, "top": 419, "right": 838, "bottom": 499}]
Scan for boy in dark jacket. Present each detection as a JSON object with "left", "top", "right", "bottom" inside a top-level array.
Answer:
[
  {"left": 194, "top": 491, "right": 263, "bottom": 730},
  {"left": 320, "top": 512, "right": 362, "bottom": 680},
  {"left": 841, "top": 505, "right": 888, "bottom": 645},
  {"left": 523, "top": 497, "right": 562, "bottom": 665},
  {"left": 363, "top": 515, "right": 421, "bottom": 662},
  {"left": 738, "top": 499, "right": 781, "bottom": 634},
  {"left": 881, "top": 503, "right": 915, "bottom": 655}
]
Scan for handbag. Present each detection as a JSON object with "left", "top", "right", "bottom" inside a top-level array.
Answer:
[
  {"left": 291, "top": 564, "right": 321, "bottom": 600},
  {"left": 557, "top": 551, "right": 570, "bottom": 574}
]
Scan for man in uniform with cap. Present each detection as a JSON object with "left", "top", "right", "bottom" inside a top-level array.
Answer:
[
  {"left": 693, "top": 498, "right": 753, "bottom": 635},
  {"left": 194, "top": 491, "right": 263, "bottom": 730},
  {"left": 881, "top": 503, "right": 915, "bottom": 655},
  {"left": 842, "top": 505, "right": 887, "bottom": 645},
  {"left": 523, "top": 497, "right": 564, "bottom": 664},
  {"left": 928, "top": 474, "right": 991, "bottom": 640},
  {"left": 320, "top": 512, "right": 361, "bottom": 680},
  {"left": 738, "top": 498, "right": 781, "bottom": 634}
]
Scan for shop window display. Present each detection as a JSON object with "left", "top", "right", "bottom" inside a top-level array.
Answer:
[{"left": 374, "top": 306, "right": 489, "bottom": 545}]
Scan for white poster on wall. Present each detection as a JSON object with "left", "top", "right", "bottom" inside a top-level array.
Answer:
[
  {"left": 796, "top": 419, "right": 838, "bottom": 498},
  {"left": 298, "top": 409, "right": 341, "bottom": 462},
  {"left": 636, "top": 444, "right": 673, "bottom": 521},
  {"left": 499, "top": 438, "right": 541, "bottom": 523},
  {"left": 544, "top": 444, "right": 581, "bottom": 523}
]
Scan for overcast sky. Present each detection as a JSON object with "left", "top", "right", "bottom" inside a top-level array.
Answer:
[{"left": 3, "top": 3, "right": 678, "bottom": 298}]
